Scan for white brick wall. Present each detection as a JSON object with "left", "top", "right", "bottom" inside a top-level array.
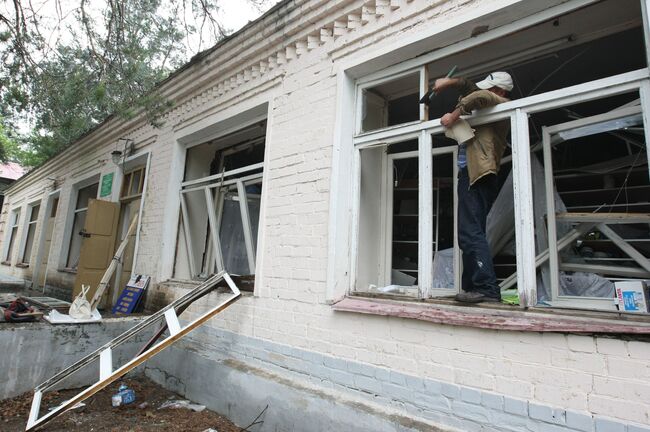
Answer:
[{"left": 1, "top": 0, "right": 649, "bottom": 427}]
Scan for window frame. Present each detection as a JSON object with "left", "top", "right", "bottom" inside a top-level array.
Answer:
[
  {"left": 352, "top": 70, "right": 650, "bottom": 307},
  {"left": 31, "top": 189, "right": 60, "bottom": 289},
  {"left": 540, "top": 104, "right": 649, "bottom": 312},
  {"left": 18, "top": 200, "right": 41, "bottom": 265},
  {"left": 179, "top": 163, "right": 263, "bottom": 280},
  {"left": 3, "top": 207, "right": 22, "bottom": 264},
  {"left": 348, "top": 0, "right": 650, "bottom": 307},
  {"left": 59, "top": 176, "right": 100, "bottom": 271},
  {"left": 326, "top": 0, "right": 650, "bottom": 314},
  {"left": 120, "top": 166, "right": 146, "bottom": 202}
]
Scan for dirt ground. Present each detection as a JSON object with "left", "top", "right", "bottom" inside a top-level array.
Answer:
[{"left": 1, "top": 375, "right": 245, "bottom": 432}]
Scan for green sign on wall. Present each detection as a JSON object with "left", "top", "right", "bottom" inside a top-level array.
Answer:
[{"left": 100, "top": 172, "right": 114, "bottom": 197}]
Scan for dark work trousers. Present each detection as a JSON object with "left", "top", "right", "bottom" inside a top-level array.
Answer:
[{"left": 457, "top": 167, "right": 500, "bottom": 298}]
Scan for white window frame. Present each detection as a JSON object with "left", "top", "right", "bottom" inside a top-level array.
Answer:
[
  {"left": 3, "top": 207, "right": 22, "bottom": 264},
  {"left": 161, "top": 101, "right": 271, "bottom": 293},
  {"left": 18, "top": 200, "right": 42, "bottom": 265},
  {"left": 59, "top": 175, "right": 100, "bottom": 270},
  {"left": 338, "top": 0, "right": 650, "bottom": 308},
  {"left": 352, "top": 69, "right": 650, "bottom": 306},
  {"left": 32, "top": 189, "right": 60, "bottom": 290},
  {"left": 180, "top": 164, "right": 263, "bottom": 280},
  {"left": 541, "top": 104, "right": 648, "bottom": 311},
  {"left": 118, "top": 151, "right": 151, "bottom": 275}
]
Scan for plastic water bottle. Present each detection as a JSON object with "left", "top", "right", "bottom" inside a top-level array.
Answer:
[{"left": 112, "top": 384, "right": 136, "bottom": 406}]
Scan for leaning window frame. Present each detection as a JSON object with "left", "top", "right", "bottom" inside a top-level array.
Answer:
[
  {"left": 351, "top": 67, "right": 650, "bottom": 307},
  {"left": 179, "top": 164, "right": 263, "bottom": 280},
  {"left": 18, "top": 200, "right": 41, "bottom": 265},
  {"left": 3, "top": 207, "right": 22, "bottom": 264}
]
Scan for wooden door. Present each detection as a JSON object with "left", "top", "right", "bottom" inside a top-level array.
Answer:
[{"left": 73, "top": 199, "right": 120, "bottom": 309}]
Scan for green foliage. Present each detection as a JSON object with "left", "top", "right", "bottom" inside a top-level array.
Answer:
[{"left": 0, "top": 0, "right": 256, "bottom": 167}]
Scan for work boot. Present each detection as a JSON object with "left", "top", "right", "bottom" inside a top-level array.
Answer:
[{"left": 455, "top": 291, "right": 501, "bottom": 303}]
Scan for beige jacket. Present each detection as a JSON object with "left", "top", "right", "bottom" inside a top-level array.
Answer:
[{"left": 455, "top": 79, "right": 510, "bottom": 185}]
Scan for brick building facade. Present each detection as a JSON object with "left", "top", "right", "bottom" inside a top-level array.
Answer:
[{"left": 2, "top": 1, "right": 650, "bottom": 430}]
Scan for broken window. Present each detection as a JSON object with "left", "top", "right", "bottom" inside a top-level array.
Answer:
[
  {"left": 174, "top": 121, "right": 266, "bottom": 287},
  {"left": 19, "top": 203, "right": 40, "bottom": 265},
  {"left": 533, "top": 93, "right": 649, "bottom": 311},
  {"left": 120, "top": 166, "right": 145, "bottom": 201},
  {"left": 359, "top": 71, "right": 422, "bottom": 133},
  {"left": 351, "top": 0, "right": 648, "bottom": 310},
  {"left": 3, "top": 208, "right": 21, "bottom": 263},
  {"left": 65, "top": 182, "right": 99, "bottom": 269}
]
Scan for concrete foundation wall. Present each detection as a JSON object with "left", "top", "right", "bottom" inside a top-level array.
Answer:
[
  {"left": 145, "top": 324, "right": 650, "bottom": 432},
  {"left": 152, "top": 290, "right": 650, "bottom": 430},
  {"left": 0, "top": 317, "right": 151, "bottom": 399}
]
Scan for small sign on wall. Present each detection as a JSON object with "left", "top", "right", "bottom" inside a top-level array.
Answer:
[{"left": 100, "top": 172, "right": 114, "bottom": 197}]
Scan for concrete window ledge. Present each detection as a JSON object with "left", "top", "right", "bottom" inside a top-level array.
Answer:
[
  {"left": 57, "top": 268, "right": 77, "bottom": 274},
  {"left": 332, "top": 295, "right": 650, "bottom": 335}
]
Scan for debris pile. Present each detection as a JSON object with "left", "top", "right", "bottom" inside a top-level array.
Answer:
[{"left": 1, "top": 376, "right": 242, "bottom": 432}]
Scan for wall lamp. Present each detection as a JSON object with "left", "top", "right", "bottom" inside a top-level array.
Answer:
[{"left": 111, "top": 138, "right": 135, "bottom": 166}]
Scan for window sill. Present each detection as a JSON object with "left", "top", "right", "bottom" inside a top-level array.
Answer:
[
  {"left": 58, "top": 268, "right": 77, "bottom": 274},
  {"left": 15, "top": 263, "right": 29, "bottom": 268},
  {"left": 167, "top": 275, "right": 256, "bottom": 292},
  {"left": 1, "top": 261, "right": 11, "bottom": 266},
  {"left": 160, "top": 278, "right": 255, "bottom": 297},
  {"left": 332, "top": 294, "right": 650, "bottom": 335}
]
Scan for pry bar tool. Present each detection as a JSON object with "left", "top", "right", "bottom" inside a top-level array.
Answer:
[{"left": 419, "top": 65, "right": 458, "bottom": 104}]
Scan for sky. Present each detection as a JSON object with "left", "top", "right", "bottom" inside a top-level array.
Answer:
[
  {"left": 1, "top": 0, "right": 278, "bottom": 57},
  {"left": 219, "top": 1, "right": 277, "bottom": 34}
]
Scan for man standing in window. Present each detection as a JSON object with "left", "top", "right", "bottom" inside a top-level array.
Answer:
[{"left": 433, "top": 72, "right": 513, "bottom": 303}]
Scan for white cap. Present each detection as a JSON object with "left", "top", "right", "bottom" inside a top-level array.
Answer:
[{"left": 476, "top": 71, "right": 513, "bottom": 92}]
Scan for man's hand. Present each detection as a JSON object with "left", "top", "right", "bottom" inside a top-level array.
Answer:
[
  {"left": 433, "top": 77, "right": 458, "bottom": 93},
  {"left": 441, "top": 109, "right": 461, "bottom": 127}
]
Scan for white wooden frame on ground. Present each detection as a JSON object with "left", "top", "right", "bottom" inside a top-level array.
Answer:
[
  {"left": 32, "top": 189, "right": 60, "bottom": 291},
  {"left": 541, "top": 104, "right": 649, "bottom": 311},
  {"left": 25, "top": 271, "right": 241, "bottom": 432},
  {"left": 179, "top": 163, "right": 263, "bottom": 279}
]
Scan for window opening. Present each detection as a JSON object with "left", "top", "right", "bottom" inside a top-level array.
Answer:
[
  {"left": 175, "top": 121, "right": 266, "bottom": 287},
  {"left": 430, "top": 144, "right": 460, "bottom": 292},
  {"left": 50, "top": 198, "right": 59, "bottom": 218},
  {"left": 4, "top": 208, "right": 21, "bottom": 263},
  {"left": 390, "top": 153, "right": 419, "bottom": 286},
  {"left": 535, "top": 92, "right": 649, "bottom": 311},
  {"left": 121, "top": 166, "right": 145, "bottom": 201},
  {"left": 359, "top": 71, "right": 421, "bottom": 134},
  {"left": 351, "top": 0, "right": 647, "bottom": 310},
  {"left": 20, "top": 204, "right": 40, "bottom": 264},
  {"left": 66, "top": 182, "right": 99, "bottom": 269}
]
